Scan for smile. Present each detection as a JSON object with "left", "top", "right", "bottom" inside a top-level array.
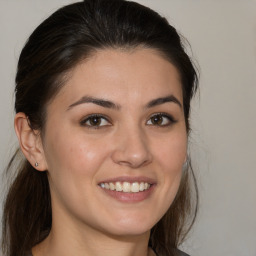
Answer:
[{"left": 99, "top": 181, "right": 151, "bottom": 193}]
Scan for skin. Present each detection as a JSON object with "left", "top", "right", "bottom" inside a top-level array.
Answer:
[{"left": 15, "top": 48, "right": 187, "bottom": 256}]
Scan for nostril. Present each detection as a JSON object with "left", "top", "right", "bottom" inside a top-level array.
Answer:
[{"left": 111, "top": 150, "right": 152, "bottom": 168}]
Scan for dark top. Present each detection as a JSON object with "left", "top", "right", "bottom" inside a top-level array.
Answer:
[
  {"left": 26, "top": 249, "right": 190, "bottom": 256},
  {"left": 177, "top": 249, "right": 190, "bottom": 256}
]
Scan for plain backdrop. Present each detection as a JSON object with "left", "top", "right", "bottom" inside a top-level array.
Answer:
[{"left": 0, "top": 1, "right": 256, "bottom": 256}]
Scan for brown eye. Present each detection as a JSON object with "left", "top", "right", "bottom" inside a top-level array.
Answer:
[
  {"left": 151, "top": 115, "right": 163, "bottom": 125},
  {"left": 80, "top": 115, "right": 111, "bottom": 128},
  {"left": 89, "top": 116, "right": 102, "bottom": 126},
  {"left": 146, "top": 113, "right": 176, "bottom": 126}
]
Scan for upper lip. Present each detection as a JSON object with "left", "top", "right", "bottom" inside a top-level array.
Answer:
[{"left": 98, "top": 176, "right": 156, "bottom": 185}]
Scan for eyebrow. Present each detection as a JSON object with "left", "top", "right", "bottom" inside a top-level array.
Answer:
[
  {"left": 145, "top": 95, "right": 182, "bottom": 109},
  {"left": 67, "top": 94, "right": 182, "bottom": 111},
  {"left": 67, "top": 96, "right": 121, "bottom": 110}
]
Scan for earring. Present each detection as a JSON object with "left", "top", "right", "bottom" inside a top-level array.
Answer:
[
  {"left": 182, "top": 161, "right": 188, "bottom": 171},
  {"left": 35, "top": 162, "right": 39, "bottom": 167}
]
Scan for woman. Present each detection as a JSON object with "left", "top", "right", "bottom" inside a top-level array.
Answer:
[{"left": 1, "top": 0, "right": 198, "bottom": 255}]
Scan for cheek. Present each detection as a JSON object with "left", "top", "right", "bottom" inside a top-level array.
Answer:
[
  {"left": 154, "top": 131, "right": 187, "bottom": 172},
  {"left": 152, "top": 130, "right": 187, "bottom": 207},
  {"left": 43, "top": 128, "right": 110, "bottom": 180},
  {"left": 43, "top": 130, "right": 111, "bottom": 214}
]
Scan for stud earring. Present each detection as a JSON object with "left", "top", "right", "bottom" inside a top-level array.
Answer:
[
  {"left": 182, "top": 161, "right": 188, "bottom": 171},
  {"left": 182, "top": 155, "right": 189, "bottom": 172},
  {"left": 35, "top": 162, "right": 39, "bottom": 167}
]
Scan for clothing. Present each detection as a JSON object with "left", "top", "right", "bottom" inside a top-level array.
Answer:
[
  {"left": 177, "top": 249, "right": 190, "bottom": 256},
  {"left": 26, "top": 249, "right": 190, "bottom": 256}
]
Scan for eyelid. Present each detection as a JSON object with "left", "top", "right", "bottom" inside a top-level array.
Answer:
[
  {"left": 146, "top": 112, "right": 177, "bottom": 126},
  {"left": 80, "top": 114, "right": 112, "bottom": 128}
]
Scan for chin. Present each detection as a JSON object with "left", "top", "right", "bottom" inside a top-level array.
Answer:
[
  {"left": 101, "top": 214, "right": 157, "bottom": 237},
  {"left": 105, "top": 226, "right": 151, "bottom": 238}
]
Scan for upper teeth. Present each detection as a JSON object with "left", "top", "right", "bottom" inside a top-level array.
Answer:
[{"left": 99, "top": 182, "right": 151, "bottom": 193}]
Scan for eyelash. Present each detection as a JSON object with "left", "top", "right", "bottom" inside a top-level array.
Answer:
[
  {"left": 80, "top": 113, "right": 177, "bottom": 129},
  {"left": 147, "top": 112, "right": 177, "bottom": 127},
  {"left": 80, "top": 114, "right": 111, "bottom": 129}
]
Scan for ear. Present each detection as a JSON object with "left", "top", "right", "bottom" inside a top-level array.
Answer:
[{"left": 14, "top": 112, "right": 48, "bottom": 171}]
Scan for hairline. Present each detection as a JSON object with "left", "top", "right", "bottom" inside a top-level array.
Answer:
[{"left": 40, "top": 45, "right": 184, "bottom": 137}]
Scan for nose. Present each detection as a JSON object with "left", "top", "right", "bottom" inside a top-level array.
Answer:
[{"left": 111, "top": 126, "right": 153, "bottom": 169}]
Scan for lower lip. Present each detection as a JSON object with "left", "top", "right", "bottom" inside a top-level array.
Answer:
[{"left": 99, "top": 185, "right": 155, "bottom": 203}]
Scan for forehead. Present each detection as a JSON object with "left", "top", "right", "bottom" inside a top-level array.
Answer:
[{"left": 50, "top": 48, "right": 183, "bottom": 108}]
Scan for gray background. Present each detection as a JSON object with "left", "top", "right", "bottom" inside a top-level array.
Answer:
[{"left": 0, "top": 1, "right": 256, "bottom": 255}]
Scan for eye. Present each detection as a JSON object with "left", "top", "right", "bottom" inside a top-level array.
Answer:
[
  {"left": 146, "top": 113, "right": 176, "bottom": 126},
  {"left": 80, "top": 114, "right": 111, "bottom": 128}
]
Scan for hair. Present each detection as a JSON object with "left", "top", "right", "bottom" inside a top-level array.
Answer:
[{"left": 1, "top": 1, "right": 199, "bottom": 256}]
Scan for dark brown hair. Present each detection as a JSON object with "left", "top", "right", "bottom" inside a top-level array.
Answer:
[{"left": 1, "top": 1, "right": 199, "bottom": 255}]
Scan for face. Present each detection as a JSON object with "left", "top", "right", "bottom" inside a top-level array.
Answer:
[{"left": 41, "top": 48, "right": 187, "bottom": 238}]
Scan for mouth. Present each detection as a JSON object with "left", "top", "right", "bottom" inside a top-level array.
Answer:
[
  {"left": 98, "top": 177, "right": 156, "bottom": 203},
  {"left": 99, "top": 181, "right": 151, "bottom": 193}
]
